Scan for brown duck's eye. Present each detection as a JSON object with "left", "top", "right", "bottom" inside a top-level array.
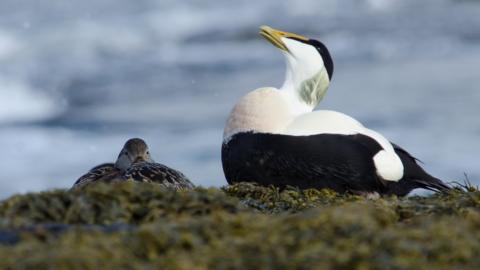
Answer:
[{"left": 147, "top": 151, "right": 150, "bottom": 155}]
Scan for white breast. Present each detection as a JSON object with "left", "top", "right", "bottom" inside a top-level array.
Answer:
[
  {"left": 223, "top": 88, "right": 295, "bottom": 140},
  {"left": 283, "top": 110, "right": 404, "bottom": 181}
]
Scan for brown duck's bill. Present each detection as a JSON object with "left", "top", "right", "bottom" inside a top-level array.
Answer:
[
  {"left": 133, "top": 156, "right": 148, "bottom": 163},
  {"left": 259, "top": 25, "right": 309, "bottom": 52}
]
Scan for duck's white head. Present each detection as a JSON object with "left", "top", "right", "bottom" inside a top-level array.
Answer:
[
  {"left": 223, "top": 26, "right": 334, "bottom": 139},
  {"left": 260, "top": 25, "right": 333, "bottom": 112},
  {"left": 115, "top": 138, "right": 154, "bottom": 171}
]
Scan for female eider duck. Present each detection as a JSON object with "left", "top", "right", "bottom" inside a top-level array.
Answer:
[
  {"left": 72, "top": 138, "right": 194, "bottom": 190},
  {"left": 221, "top": 25, "right": 451, "bottom": 196}
]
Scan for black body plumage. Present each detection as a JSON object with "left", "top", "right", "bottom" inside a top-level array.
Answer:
[{"left": 222, "top": 132, "right": 450, "bottom": 196}]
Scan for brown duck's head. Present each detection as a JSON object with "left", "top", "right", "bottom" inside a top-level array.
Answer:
[{"left": 114, "top": 138, "right": 154, "bottom": 171}]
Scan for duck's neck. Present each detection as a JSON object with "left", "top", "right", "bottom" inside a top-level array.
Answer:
[{"left": 280, "top": 65, "right": 331, "bottom": 116}]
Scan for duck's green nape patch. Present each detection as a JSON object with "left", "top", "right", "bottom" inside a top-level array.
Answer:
[
  {"left": 298, "top": 67, "right": 330, "bottom": 106},
  {"left": 0, "top": 182, "right": 479, "bottom": 269}
]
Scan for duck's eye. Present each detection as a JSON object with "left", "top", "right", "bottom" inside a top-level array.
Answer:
[{"left": 146, "top": 151, "right": 150, "bottom": 155}]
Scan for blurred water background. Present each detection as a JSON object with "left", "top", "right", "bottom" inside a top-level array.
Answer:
[{"left": 0, "top": 0, "right": 479, "bottom": 198}]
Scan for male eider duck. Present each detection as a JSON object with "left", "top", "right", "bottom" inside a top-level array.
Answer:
[
  {"left": 72, "top": 138, "right": 194, "bottom": 190},
  {"left": 221, "top": 25, "right": 450, "bottom": 196}
]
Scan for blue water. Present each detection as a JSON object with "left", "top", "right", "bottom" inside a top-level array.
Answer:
[{"left": 1, "top": 0, "right": 479, "bottom": 198}]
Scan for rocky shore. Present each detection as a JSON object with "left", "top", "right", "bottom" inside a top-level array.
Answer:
[{"left": 0, "top": 182, "right": 479, "bottom": 269}]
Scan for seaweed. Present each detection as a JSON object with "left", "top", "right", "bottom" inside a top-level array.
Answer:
[
  {"left": 0, "top": 181, "right": 479, "bottom": 269},
  {"left": 0, "top": 182, "right": 243, "bottom": 227}
]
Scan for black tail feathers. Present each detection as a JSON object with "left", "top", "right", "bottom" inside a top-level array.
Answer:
[
  {"left": 413, "top": 176, "right": 451, "bottom": 194},
  {"left": 390, "top": 143, "right": 452, "bottom": 196}
]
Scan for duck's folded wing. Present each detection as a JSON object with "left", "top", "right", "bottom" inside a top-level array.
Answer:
[
  {"left": 71, "top": 163, "right": 119, "bottom": 189},
  {"left": 124, "top": 162, "right": 195, "bottom": 190}
]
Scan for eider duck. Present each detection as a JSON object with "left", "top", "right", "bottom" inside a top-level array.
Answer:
[
  {"left": 221, "top": 25, "right": 450, "bottom": 196},
  {"left": 72, "top": 138, "right": 194, "bottom": 190},
  {"left": 123, "top": 160, "right": 194, "bottom": 190},
  {"left": 72, "top": 163, "right": 122, "bottom": 189}
]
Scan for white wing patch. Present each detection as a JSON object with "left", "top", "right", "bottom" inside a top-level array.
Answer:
[
  {"left": 283, "top": 110, "right": 363, "bottom": 136},
  {"left": 373, "top": 150, "right": 404, "bottom": 181},
  {"left": 283, "top": 110, "right": 404, "bottom": 181}
]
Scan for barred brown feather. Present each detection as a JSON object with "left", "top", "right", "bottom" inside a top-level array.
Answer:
[
  {"left": 71, "top": 163, "right": 123, "bottom": 189},
  {"left": 124, "top": 162, "right": 194, "bottom": 190}
]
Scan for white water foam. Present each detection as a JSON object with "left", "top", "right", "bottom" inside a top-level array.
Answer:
[{"left": 0, "top": 77, "right": 61, "bottom": 124}]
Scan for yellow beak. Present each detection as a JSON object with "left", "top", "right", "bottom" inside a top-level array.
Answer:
[{"left": 259, "top": 25, "right": 309, "bottom": 52}]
